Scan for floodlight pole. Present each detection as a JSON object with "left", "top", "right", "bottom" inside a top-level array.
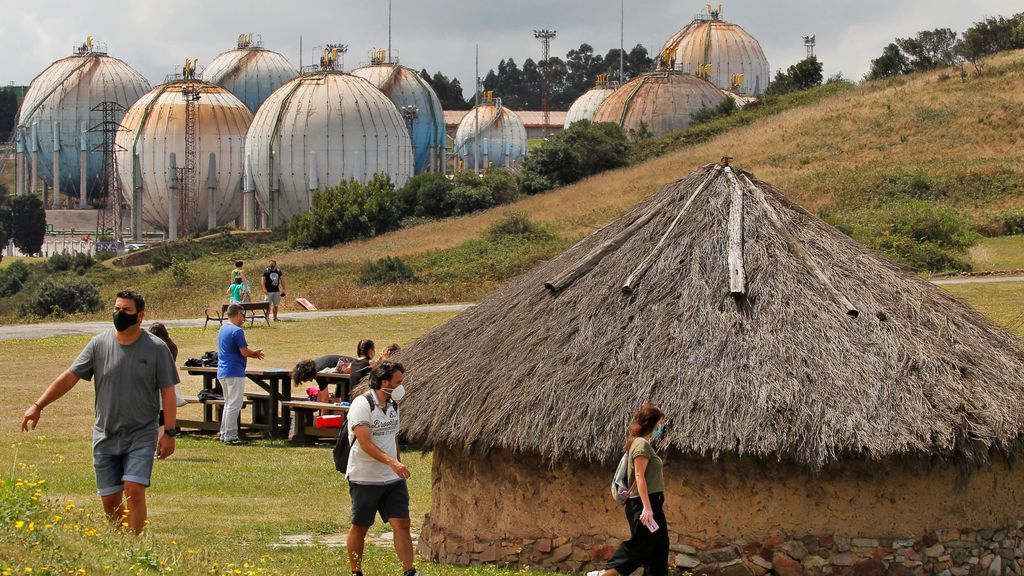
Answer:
[{"left": 620, "top": 0, "right": 625, "bottom": 82}]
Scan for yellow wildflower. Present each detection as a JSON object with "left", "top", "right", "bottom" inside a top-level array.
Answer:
[{"left": 14, "top": 521, "right": 24, "bottom": 529}]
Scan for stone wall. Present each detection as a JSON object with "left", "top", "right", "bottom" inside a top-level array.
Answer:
[{"left": 420, "top": 447, "right": 1024, "bottom": 574}]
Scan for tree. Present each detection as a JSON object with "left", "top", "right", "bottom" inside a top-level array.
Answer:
[
  {"left": 7, "top": 194, "right": 46, "bottom": 256},
  {"left": 765, "top": 56, "right": 824, "bottom": 96},
  {"left": 420, "top": 69, "right": 471, "bottom": 109},
  {"left": 519, "top": 120, "right": 631, "bottom": 194},
  {"left": 957, "top": 13, "right": 1024, "bottom": 68},
  {"left": 868, "top": 43, "right": 910, "bottom": 80},
  {"left": 287, "top": 174, "right": 401, "bottom": 249},
  {"left": 0, "top": 89, "right": 17, "bottom": 142},
  {"left": 896, "top": 28, "right": 960, "bottom": 71}
]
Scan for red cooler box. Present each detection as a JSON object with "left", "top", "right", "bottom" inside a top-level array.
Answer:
[{"left": 315, "top": 414, "right": 344, "bottom": 429}]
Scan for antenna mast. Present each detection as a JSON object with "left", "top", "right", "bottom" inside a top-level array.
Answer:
[
  {"left": 179, "top": 59, "right": 201, "bottom": 237},
  {"left": 533, "top": 29, "right": 556, "bottom": 137},
  {"left": 89, "top": 101, "right": 126, "bottom": 243},
  {"left": 803, "top": 35, "right": 816, "bottom": 58}
]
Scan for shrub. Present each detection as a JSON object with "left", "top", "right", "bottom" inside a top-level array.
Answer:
[
  {"left": 358, "top": 256, "right": 417, "bottom": 285},
  {"left": 519, "top": 120, "right": 631, "bottom": 194},
  {"left": 690, "top": 97, "right": 739, "bottom": 125},
  {"left": 211, "top": 229, "right": 243, "bottom": 251},
  {"left": 149, "top": 244, "right": 175, "bottom": 271},
  {"left": 445, "top": 183, "right": 495, "bottom": 215},
  {"left": 486, "top": 211, "right": 552, "bottom": 241},
  {"left": 46, "top": 252, "right": 95, "bottom": 274},
  {"left": 23, "top": 276, "right": 102, "bottom": 317},
  {"left": 976, "top": 209, "right": 1024, "bottom": 236},
  {"left": 481, "top": 168, "right": 520, "bottom": 205},
  {"left": 5, "top": 259, "right": 30, "bottom": 284},
  {"left": 0, "top": 271, "right": 22, "bottom": 297},
  {"left": 884, "top": 199, "right": 978, "bottom": 250},
  {"left": 288, "top": 173, "right": 403, "bottom": 249},
  {"left": 94, "top": 249, "right": 117, "bottom": 261},
  {"left": 170, "top": 257, "right": 189, "bottom": 284},
  {"left": 396, "top": 173, "right": 454, "bottom": 217},
  {"left": 869, "top": 235, "right": 972, "bottom": 273}
]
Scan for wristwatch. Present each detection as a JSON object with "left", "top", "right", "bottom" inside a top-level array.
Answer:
[{"left": 165, "top": 428, "right": 178, "bottom": 438}]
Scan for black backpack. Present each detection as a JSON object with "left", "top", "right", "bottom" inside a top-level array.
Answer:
[{"left": 334, "top": 391, "right": 375, "bottom": 473}]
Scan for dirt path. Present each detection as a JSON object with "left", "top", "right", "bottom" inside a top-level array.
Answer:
[
  {"left": 930, "top": 276, "right": 1024, "bottom": 285},
  {"left": 0, "top": 304, "right": 473, "bottom": 342}
]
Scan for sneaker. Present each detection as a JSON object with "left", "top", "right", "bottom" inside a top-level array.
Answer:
[
  {"left": 403, "top": 569, "right": 422, "bottom": 576},
  {"left": 224, "top": 438, "right": 249, "bottom": 446},
  {"left": 587, "top": 571, "right": 603, "bottom": 576}
]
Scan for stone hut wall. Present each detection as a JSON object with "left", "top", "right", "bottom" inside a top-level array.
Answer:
[{"left": 419, "top": 447, "right": 1024, "bottom": 575}]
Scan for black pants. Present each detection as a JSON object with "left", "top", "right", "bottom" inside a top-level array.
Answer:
[{"left": 606, "top": 492, "right": 669, "bottom": 576}]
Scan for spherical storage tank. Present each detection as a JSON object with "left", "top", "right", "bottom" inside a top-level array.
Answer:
[
  {"left": 245, "top": 71, "right": 413, "bottom": 225},
  {"left": 202, "top": 34, "right": 296, "bottom": 114},
  {"left": 592, "top": 71, "right": 726, "bottom": 139},
  {"left": 115, "top": 80, "right": 253, "bottom": 235},
  {"left": 351, "top": 58, "right": 445, "bottom": 174},
  {"left": 17, "top": 40, "right": 150, "bottom": 203},
  {"left": 660, "top": 7, "right": 770, "bottom": 96},
  {"left": 564, "top": 78, "right": 617, "bottom": 127},
  {"left": 454, "top": 97, "right": 527, "bottom": 171}
]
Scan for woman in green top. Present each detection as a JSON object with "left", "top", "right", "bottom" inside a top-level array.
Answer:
[
  {"left": 227, "top": 277, "right": 246, "bottom": 304},
  {"left": 588, "top": 403, "right": 669, "bottom": 576}
]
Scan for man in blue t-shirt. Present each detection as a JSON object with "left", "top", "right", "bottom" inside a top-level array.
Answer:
[{"left": 217, "top": 304, "right": 265, "bottom": 445}]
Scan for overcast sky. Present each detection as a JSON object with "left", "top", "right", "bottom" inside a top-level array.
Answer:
[{"left": 1, "top": 0, "right": 1020, "bottom": 99}]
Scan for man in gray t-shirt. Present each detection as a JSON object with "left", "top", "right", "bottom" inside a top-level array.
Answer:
[{"left": 21, "top": 290, "right": 180, "bottom": 534}]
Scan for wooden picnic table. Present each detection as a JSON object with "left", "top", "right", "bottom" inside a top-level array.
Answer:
[
  {"left": 180, "top": 366, "right": 293, "bottom": 438},
  {"left": 281, "top": 400, "right": 348, "bottom": 443},
  {"left": 312, "top": 370, "right": 354, "bottom": 401}
]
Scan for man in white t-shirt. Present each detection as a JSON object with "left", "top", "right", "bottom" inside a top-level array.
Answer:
[{"left": 345, "top": 361, "right": 420, "bottom": 576}]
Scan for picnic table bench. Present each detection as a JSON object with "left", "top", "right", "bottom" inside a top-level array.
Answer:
[
  {"left": 178, "top": 366, "right": 293, "bottom": 438},
  {"left": 204, "top": 302, "right": 271, "bottom": 329},
  {"left": 281, "top": 400, "right": 349, "bottom": 443}
]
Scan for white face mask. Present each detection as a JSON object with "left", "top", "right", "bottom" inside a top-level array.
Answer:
[{"left": 387, "top": 384, "right": 406, "bottom": 402}]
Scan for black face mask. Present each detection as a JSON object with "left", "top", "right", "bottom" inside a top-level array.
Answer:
[{"left": 113, "top": 310, "right": 138, "bottom": 332}]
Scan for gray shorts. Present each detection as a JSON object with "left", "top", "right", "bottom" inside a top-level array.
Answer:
[
  {"left": 349, "top": 480, "right": 409, "bottom": 526},
  {"left": 94, "top": 444, "right": 155, "bottom": 496},
  {"left": 265, "top": 292, "right": 281, "bottom": 306}
]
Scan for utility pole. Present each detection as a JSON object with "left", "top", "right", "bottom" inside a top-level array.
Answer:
[
  {"left": 179, "top": 59, "right": 201, "bottom": 238},
  {"left": 533, "top": 29, "right": 556, "bottom": 137},
  {"left": 620, "top": 0, "right": 625, "bottom": 83},
  {"left": 474, "top": 44, "right": 480, "bottom": 174}
]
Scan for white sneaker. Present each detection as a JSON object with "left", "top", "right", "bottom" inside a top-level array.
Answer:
[{"left": 587, "top": 571, "right": 603, "bottom": 576}]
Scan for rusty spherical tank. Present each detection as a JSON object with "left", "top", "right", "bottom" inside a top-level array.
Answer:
[
  {"left": 115, "top": 81, "right": 253, "bottom": 234},
  {"left": 592, "top": 72, "right": 726, "bottom": 139},
  {"left": 244, "top": 72, "right": 413, "bottom": 225},
  {"left": 454, "top": 99, "right": 527, "bottom": 170},
  {"left": 564, "top": 85, "right": 617, "bottom": 127},
  {"left": 660, "top": 13, "right": 770, "bottom": 96},
  {"left": 203, "top": 36, "right": 296, "bottom": 115},
  {"left": 350, "top": 63, "right": 445, "bottom": 174},
  {"left": 18, "top": 44, "right": 150, "bottom": 203}
]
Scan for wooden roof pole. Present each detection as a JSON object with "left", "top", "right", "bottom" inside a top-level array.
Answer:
[{"left": 723, "top": 166, "right": 746, "bottom": 296}]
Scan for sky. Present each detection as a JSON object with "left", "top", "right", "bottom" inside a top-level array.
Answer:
[{"left": 1, "top": 0, "right": 1020, "bottom": 99}]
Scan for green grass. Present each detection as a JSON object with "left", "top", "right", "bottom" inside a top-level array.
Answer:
[
  {"left": 940, "top": 281, "right": 1024, "bottom": 335},
  {"left": 0, "top": 312, "right": 561, "bottom": 575},
  {"left": 968, "top": 235, "right": 1024, "bottom": 271}
]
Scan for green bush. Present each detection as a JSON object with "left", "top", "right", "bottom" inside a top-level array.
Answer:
[
  {"left": 149, "top": 244, "right": 176, "bottom": 271},
  {"left": 396, "top": 173, "right": 454, "bottom": 217},
  {"left": 690, "top": 97, "right": 739, "bottom": 125},
  {"left": 170, "top": 257, "right": 190, "bottom": 284},
  {"left": 288, "top": 173, "right": 402, "bottom": 249},
  {"left": 885, "top": 200, "right": 978, "bottom": 249},
  {"left": 358, "top": 256, "right": 417, "bottom": 285},
  {"left": 486, "top": 211, "right": 552, "bottom": 241},
  {"left": 0, "top": 271, "right": 22, "bottom": 297},
  {"left": 519, "top": 120, "right": 631, "bottom": 194},
  {"left": 46, "top": 252, "right": 95, "bottom": 274},
  {"left": 94, "top": 249, "right": 117, "bottom": 261},
  {"left": 445, "top": 183, "right": 495, "bottom": 215},
  {"left": 22, "top": 276, "right": 103, "bottom": 317},
  {"left": 211, "top": 229, "right": 244, "bottom": 251},
  {"left": 5, "top": 260, "right": 30, "bottom": 284},
  {"left": 868, "top": 235, "right": 973, "bottom": 273},
  {"left": 976, "top": 209, "right": 1024, "bottom": 236},
  {"left": 481, "top": 168, "right": 520, "bottom": 205}
]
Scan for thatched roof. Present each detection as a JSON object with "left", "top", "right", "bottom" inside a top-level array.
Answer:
[{"left": 396, "top": 163, "right": 1024, "bottom": 470}]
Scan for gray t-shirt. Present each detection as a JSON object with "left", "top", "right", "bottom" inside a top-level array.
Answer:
[{"left": 69, "top": 329, "right": 180, "bottom": 454}]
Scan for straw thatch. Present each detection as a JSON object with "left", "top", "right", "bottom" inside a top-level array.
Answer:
[{"left": 396, "top": 163, "right": 1024, "bottom": 470}]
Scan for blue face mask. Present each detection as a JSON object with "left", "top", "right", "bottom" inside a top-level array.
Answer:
[{"left": 652, "top": 423, "right": 665, "bottom": 440}]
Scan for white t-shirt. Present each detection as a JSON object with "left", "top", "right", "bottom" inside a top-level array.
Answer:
[{"left": 346, "top": 391, "right": 401, "bottom": 484}]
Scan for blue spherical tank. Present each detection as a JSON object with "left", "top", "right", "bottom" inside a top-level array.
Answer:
[
  {"left": 17, "top": 43, "right": 151, "bottom": 203},
  {"left": 351, "top": 63, "right": 445, "bottom": 174},
  {"left": 202, "top": 34, "right": 296, "bottom": 115}
]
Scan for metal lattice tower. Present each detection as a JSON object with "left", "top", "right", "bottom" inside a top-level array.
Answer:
[
  {"left": 533, "top": 29, "right": 556, "bottom": 137},
  {"left": 804, "top": 35, "right": 816, "bottom": 58},
  {"left": 179, "top": 60, "right": 201, "bottom": 237},
  {"left": 89, "top": 101, "right": 126, "bottom": 241}
]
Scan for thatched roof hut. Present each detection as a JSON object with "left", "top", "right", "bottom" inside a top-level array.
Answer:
[{"left": 398, "top": 163, "right": 1024, "bottom": 575}]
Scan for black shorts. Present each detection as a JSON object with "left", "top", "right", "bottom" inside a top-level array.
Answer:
[{"left": 349, "top": 480, "right": 410, "bottom": 526}]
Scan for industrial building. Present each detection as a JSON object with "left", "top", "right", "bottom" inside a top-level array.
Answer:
[
  {"left": 453, "top": 94, "right": 529, "bottom": 171},
  {"left": 352, "top": 51, "right": 446, "bottom": 174},
  {"left": 115, "top": 68, "right": 253, "bottom": 239},
  {"left": 14, "top": 39, "right": 150, "bottom": 208},
  {"left": 563, "top": 75, "right": 618, "bottom": 127},
  {"left": 244, "top": 50, "right": 413, "bottom": 226},
  {"left": 202, "top": 34, "right": 297, "bottom": 115},
  {"left": 659, "top": 5, "right": 770, "bottom": 96},
  {"left": 592, "top": 70, "right": 726, "bottom": 139}
]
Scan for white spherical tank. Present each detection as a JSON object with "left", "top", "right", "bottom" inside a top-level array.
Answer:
[
  {"left": 454, "top": 99, "right": 527, "bottom": 171},
  {"left": 202, "top": 34, "right": 296, "bottom": 114},
  {"left": 17, "top": 41, "right": 150, "bottom": 204},
  {"left": 115, "top": 81, "right": 253, "bottom": 235},
  {"left": 350, "top": 62, "right": 445, "bottom": 174},
  {"left": 592, "top": 71, "right": 726, "bottom": 139},
  {"left": 245, "top": 72, "right": 413, "bottom": 225},
  {"left": 564, "top": 84, "right": 617, "bottom": 127},
  {"left": 660, "top": 8, "right": 770, "bottom": 96}
]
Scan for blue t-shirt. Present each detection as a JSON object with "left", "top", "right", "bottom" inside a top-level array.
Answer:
[{"left": 217, "top": 323, "right": 248, "bottom": 378}]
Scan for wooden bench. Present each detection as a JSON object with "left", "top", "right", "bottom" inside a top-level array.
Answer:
[
  {"left": 177, "top": 395, "right": 271, "bottom": 434},
  {"left": 281, "top": 400, "right": 348, "bottom": 443},
  {"left": 204, "top": 302, "right": 272, "bottom": 329}
]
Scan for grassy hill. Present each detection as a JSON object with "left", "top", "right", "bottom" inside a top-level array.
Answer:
[{"left": 2, "top": 49, "right": 1023, "bottom": 324}]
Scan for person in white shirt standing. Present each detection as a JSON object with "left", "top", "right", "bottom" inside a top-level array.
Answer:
[{"left": 345, "top": 361, "right": 420, "bottom": 576}]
